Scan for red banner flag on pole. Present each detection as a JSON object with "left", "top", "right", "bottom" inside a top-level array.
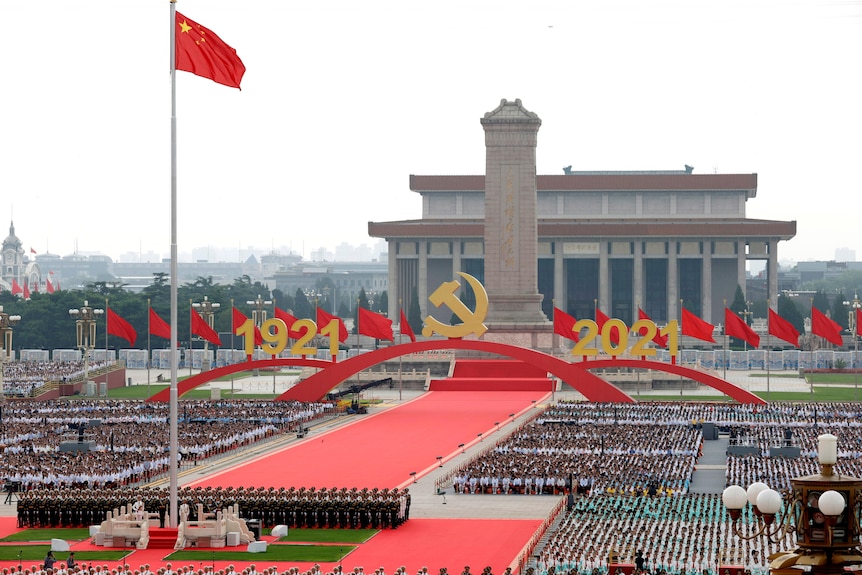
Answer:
[
  {"left": 316, "top": 307, "right": 348, "bottom": 343},
  {"left": 358, "top": 307, "right": 394, "bottom": 341},
  {"left": 46, "top": 277, "right": 54, "bottom": 294},
  {"left": 768, "top": 308, "right": 800, "bottom": 347},
  {"left": 399, "top": 309, "right": 416, "bottom": 343},
  {"left": 191, "top": 309, "right": 221, "bottom": 346},
  {"left": 725, "top": 308, "right": 760, "bottom": 348},
  {"left": 22, "top": 281, "right": 30, "bottom": 300},
  {"left": 175, "top": 12, "right": 245, "bottom": 89},
  {"left": 811, "top": 307, "right": 844, "bottom": 347},
  {"left": 681, "top": 307, "right": 716, "bottom": 343},
  {"left": 11, "top": 279, "right": 23, "bottom": 296},
  {"left": 857, "top": 308, "right": 862, "bottom": 338},
  {"left": 149, "top": 307, "right": 171, "bottom": 340},
  {"left": 107, "top": 308, "right": 138, "bottom": 347},
  {"left": 553, "top": 307, "right": 579, "bottom": 342},
  {"left": 274, "top": 307, "right": 303, "bottom": 339},
  {"left": 637, "top": 308, "right": 668, "bottom": 348},
  {"left": 232, "top": 307, "right": 262, "bottom": 346}
]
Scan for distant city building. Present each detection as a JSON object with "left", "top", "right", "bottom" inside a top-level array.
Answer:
[{"left": 1, "top": 221, "right": 43, "bottom": 292}]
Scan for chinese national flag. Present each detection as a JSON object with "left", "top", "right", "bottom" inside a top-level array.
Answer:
[
  {"left": 681, "top": 307, "right": 716, "bottom": 343},
  {"left": 768, "top": 308, "right": 799, "bottom": 347},
  {"left": 232, "top": 307, "right": 262, "bottom": 346},
  {"left": 724, "top": 308, "right": 760, "bottom": 348},
  {"left": 399, "top": 309, "right": 416, "bottom": 343},
  {"left": 175, "top": 11, "right": 245, "bottom": 89},
  {"left": 107, "top": 308, "right": 137, "bottom": 347},
  {"left": 274, "top": 307, "right": 304, "bottom": 339},
  {"left": 595, "top": 308, "right": 620, "bottom": 344},
  {"left": 191, "top": 309, "right": 222, "bottom": 346},
  {"left": 149, "top": 307, "right": 172, "bottom": 340},
  {"left": 637, "top": 308, "right": 668, "bottom": 348},
  {"left": 316, "top": 307, "right": 348, "bottom": 343},
  {"left": 811, "top": 307, "right": 844, "bottom": 347},
  {"left": 358, "top": 307, "right": 394, "bottom": 341},
  {"left": 553, "top": 307, "right": 579, "bottom": 342}
]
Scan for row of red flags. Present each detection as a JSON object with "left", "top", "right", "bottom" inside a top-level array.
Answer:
[
  {"left": 7, "top": 274, "right": 60, "bottom": 298},
  {"left": 106, "top": 305, "right": 417, "bottom": 349},
  {"left": 553, "top": 305, "right": 859, "bottom": 349}
]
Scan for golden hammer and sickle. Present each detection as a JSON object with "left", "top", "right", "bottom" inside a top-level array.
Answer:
[{"left": 421, "top": 272, "right": 489, "bottom": 339}]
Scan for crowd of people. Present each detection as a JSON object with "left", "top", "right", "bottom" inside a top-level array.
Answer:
[
  {"left": 0, "top": 399, "right": 335, "bottom": 490},
  {"left": 440, "top": 401, "right": 862, "bottom": 575},
  {"left": 6, "top": 396, "right": 862, "bottom": 575},
  {"left": 16, "top": 484, "right": 410, "bottom": 530},
  {"left": 1, "top": 360, "right": 110, "bottom": 397}
]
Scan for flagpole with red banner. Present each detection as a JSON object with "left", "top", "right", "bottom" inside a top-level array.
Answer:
[
  {"left": 722, "top": 299, "right": 728, "bottom": 380},
  {"left": 168, "top": 2, "right": 245, "bottom": 526},
  {"left": 168, "top": 0, "right": 180, "bottom": 530}
]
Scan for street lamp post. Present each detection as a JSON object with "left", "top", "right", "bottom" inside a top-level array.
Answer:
[
  {"left": 69, "top": 300, "right": 104, "bottom": 397},
  {"left": 247, "top": 294, "right": 273, "bottom": 391},
  {"left": 0, "top": 306, "right": 22, "bottom": 402},
  {"left": 191, "top": 296, "right": 220, "bottom": 372},
  {"left": 844, "top": 293, "right": 861, "bottom": 401}
]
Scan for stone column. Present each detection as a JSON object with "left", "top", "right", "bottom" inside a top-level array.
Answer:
[
  {"left": 480, "top": 99, "right": 547, "bottom": 325},
  {"left": 633, "top": 241, "right": 644, "bottom": 313},
  {"left": 388, "top": 239, "right": 398, "bottom": 321},
  {"left": 418, "top": 240, "right": 428, "bottom": 317},
  {"left": 668, "top": 243, "right": 678, "bottom": 321},
  {"left": 599, "top": 243, "right": 609, "bottom": 313},
  {"left": 737, "top": 240, "right": 747, "bottom": 297},
  {"left": 702, "top": 246, "right": 713, "bottom": 323},
  {"left": 768, "top": 239, "right": 778, "bottom": 308}
]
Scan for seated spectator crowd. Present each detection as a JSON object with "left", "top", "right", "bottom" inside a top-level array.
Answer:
[
  {"left": 444, "top": 401, "right": 862, "bottom": 575},
  {"left": 0, "top": 399, "right": 334, "bottom": 490}
]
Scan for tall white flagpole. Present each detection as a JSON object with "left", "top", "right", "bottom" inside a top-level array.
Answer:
[{"left": 168, "top": 0, "right": 180, "bottom": 529}]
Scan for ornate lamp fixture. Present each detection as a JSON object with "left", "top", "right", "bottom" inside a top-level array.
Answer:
[{"left": 723, "top": 433, "right": 862, "bottom": 575}]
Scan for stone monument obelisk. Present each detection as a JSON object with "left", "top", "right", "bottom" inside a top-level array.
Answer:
[{"left": 480, "top": 99, "right": 550, "bottom": 342}]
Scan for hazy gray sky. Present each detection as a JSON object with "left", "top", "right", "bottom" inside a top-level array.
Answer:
[{"left": 1, "top": 0, "right": 860, "bottom": 264}]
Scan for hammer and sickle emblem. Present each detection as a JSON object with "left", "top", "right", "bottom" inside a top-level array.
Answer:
[{"left": 421, "top": 272, "right": 489, "bottom": 338}]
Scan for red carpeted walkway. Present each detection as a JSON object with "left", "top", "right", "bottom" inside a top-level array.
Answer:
[{"left": 193, "top": 390, "right": 547, "bottom": 490}]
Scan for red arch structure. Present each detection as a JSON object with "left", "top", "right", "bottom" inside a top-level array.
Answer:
[{"left": 147, "top": 340, "right": 764, "bottom": 405}]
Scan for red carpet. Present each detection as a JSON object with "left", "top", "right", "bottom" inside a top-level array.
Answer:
[
  {"left": 193, "top": 391, "right": 547, "bottom": 489},
  {"left": 430, "top": 360, "right": 554, "bottom": 392}
]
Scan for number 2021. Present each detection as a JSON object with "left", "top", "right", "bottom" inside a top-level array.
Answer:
[{"left": 571, "top": 319, "right": 678, "bottom": 357}]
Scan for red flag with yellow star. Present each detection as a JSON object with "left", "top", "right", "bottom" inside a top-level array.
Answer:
[{"left": 175, "top": 12, "right": 245, "bottom": 89}]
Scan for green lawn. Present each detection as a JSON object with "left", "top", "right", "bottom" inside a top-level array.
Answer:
[
  {"left": 168, "top": 545, "right": 353, "bottom": 562},
  {"left": 280, "top": 529, "right": 377, "bottom": 543},
  {"left": 0, "top": 528, "right": 91, "bottom": 543}
]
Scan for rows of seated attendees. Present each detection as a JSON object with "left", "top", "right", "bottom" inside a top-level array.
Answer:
[
  {"left": 537, "top": 493, "right": 783, "bottom": 575},
  {"left": 1, "top": 360, "right": 110, "bottom": 397},
  {"left": 16, "top": 484, "right": 410, "bottom": 530},
  {"left": 0, "top": 399, "right": 334, "bottom": 490},
  {"left": 446, "top": 401, "right": 862, "bottom": 575}
]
